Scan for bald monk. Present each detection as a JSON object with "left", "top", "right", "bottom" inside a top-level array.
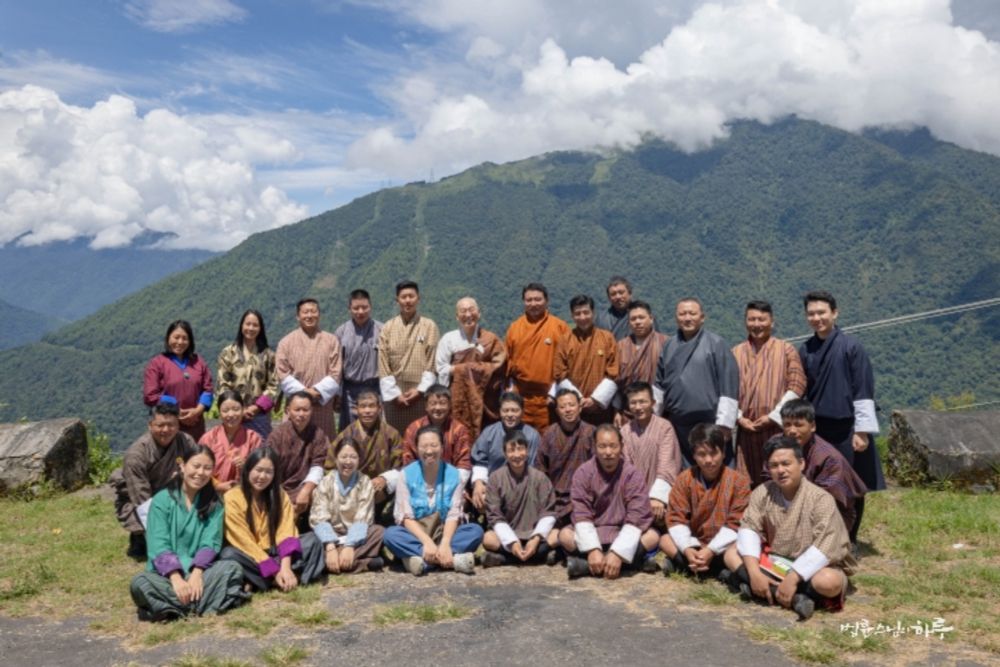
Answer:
[{"left": 505, "top": 282, "right": 570, "bottom": 431}]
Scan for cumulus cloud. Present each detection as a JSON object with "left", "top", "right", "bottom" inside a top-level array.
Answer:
[
  {"left": 347, "top": 0, "right": 1000, "bottom": 178},
  {"left": 0, "top": 86, "right": 307, "bottom": 251},
  {"left": 125, "top": 0, "right": 247, "bottom": 33}
]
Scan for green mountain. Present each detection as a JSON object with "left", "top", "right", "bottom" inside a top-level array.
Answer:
[
  {"left": 1, "top": 117, "right": 997, "bottom": 448},
  {"left": 0, "top": 298, "right": 65, "bottom": 351}
]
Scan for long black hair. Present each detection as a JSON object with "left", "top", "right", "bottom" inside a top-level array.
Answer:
[
  {"left": 240, "top": 446, "right": 284, "bottom": 548},
  {"left": 234, "top": 309, "right": 269, "bottom": 353},
  {"left": 162, "top": 319, "right": 197, "bottom": 361},
  {"left": 167, "top": 445, "right": 219, "bottom": 521}
]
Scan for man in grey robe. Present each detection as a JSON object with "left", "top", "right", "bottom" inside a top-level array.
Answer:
[
  {"left": 655, "top": 298, "right": 739, "bottom": 466},
  {"left": 595, "top": 275, "right": 660, "bottom": 341},
  {"left": 334, "top": 289, "right": 383, "bottom": 431}
]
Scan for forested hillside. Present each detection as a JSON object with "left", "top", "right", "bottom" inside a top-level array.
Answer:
[
  {"left": 0, "top": 299, "right": 64, "bottom": 350},
  {"left": 1, "top": 118, "right": 996, "bottom": 448}
]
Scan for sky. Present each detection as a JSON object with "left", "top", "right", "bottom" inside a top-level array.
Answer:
[{"left": 1, "top": 0, "right": 998, "bottom": 251}]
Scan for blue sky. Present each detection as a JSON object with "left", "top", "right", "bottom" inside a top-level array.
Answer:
[{"left": 1, "top": 1, "right": 998, "bottom": 250}]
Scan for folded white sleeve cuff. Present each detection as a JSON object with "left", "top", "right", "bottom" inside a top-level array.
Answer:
[
  {"left": 547, "top": 382, "right": 558, "bottom": 398},
  {"left": 380, "top": 469, "right": 400, "bottom": 494},
  {"left": 136, "top": 498, "right": 153, "bottom": 530},
  {"left": 494, "top": 522, "right": 519, "bottom": 549},
  {"left": 791, "top": 545, "right": 830, "bottom": 581},
  {"left": 706, "top": 526, "right": 738, "bottom": 554},
  {"left": 304, "top": 466, "right": 325, "bottom": 486},
  {"left": 652, "top": 386, "right": 664, "bottom": 416},
  {"left": 379, "top": 376, "right": 401, "bottom": 402},
  {"left": 768, "top": 390, "right": 800, "bottom": 425},
  {"left": 609, "top": 523, "right": 642, "bottom": 564},
  {"left": 737, "top": 528, "right": 762, "bottom": 558},
  {"left": 591, "top": 378, "right": 618, "bottom": 408},
  {"left": 532, "top": 515, "right": 556, "bottom": 539},
  {"left": 280, "top": 375, "right": 307, "bottom": 396},
  {"left": 313, "top": 376, "right": 340, "bottom": 405},
  {"left": 715, "top": 396, "right": 739, "bottom": 429},
  {"left": 853, "top": 399, "right": 879, "bottom": 434},
  {"left": 667, "top": 524, "right": 697, "bottom": 552},
  {"left": 649, "top": 478, "right": 672, "bottom": 504},
  {"left": 471, "top": 465, "right": 489, "bottom": 484},
  {"left": 416, "top": 371, "right": 437, "bottom": 394},
  {"left": 574, "top": 521, "right": 601, "bottom": 553}
]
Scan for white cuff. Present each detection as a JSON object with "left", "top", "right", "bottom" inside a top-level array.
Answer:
[
  {"left": 591, "top": 378, "right": 618, "bottom": 408},
  {"left": 652, "top": 386, "right": 664, "bottom": 416},
  {"left": 458, "top": 467, "right": 471, "bottom": 486},
  {"left": 574, "top": 521, "right": 601, "bottom": 553},
  {"left": 380, "top": 469, "right": 400, "bottom": 494},
  {"left": 304, "top": 466, "right": 324, "bottom": 486},
  {"left": 791, "top": 545, "right": 830, "bottom": 581},
  {"left": 715, "top": 396, "right": 738, "bottom": 429},
  {"left": 380, "top": 376, "right": 401, "bottom": 402},
  {"left": 471, "top": 465, "right": 489, "bottom": 484},
  {"left": 649, "top": 478, "right": 672, "bottom": 504},
  {"left": 280, "top": 375, "right": 307, "bottom": 396},
  {"left": 706, "top": 526, "right": 738, "bottom": 554},
  {"left": 737, "top": 528, "right": 762, "bottom": 558},
  {"left": 547, "top": 382, "right": 558, "bottom": 399},
  {"left": 494, "top": 522, "right": 519, "bottom": 549},
  {"left": 667, "top": 525, "right": 697, "bottom": 552},
  {"left": 609, "top": 523, "right": 642, "bottom": 564},
  {"left": 313, "top": 376, "right": 340, "bottom": 405},
  {"left": 853, "top": 399, "right": 879, "bottom": 434},
  {"left": 532, "top": 515, "right": 556, "bottom": 539},
  {"left": 136, "top": 498, "right": 153, "bottom": 530},
  {"left": 416, "top": 370, "right": 436, "bottom": 394},
  {"left": 768, "top": 390, "right": 800, "bottom": 426}
]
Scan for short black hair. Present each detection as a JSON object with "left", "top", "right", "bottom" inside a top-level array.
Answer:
[
  {"left": 151, "top": 402, "right": 181, "bottom": 419},
  {"left": 396, "top": 280, "right": 419, "bottom": 295},
  {"left": 623, "top": 381, "right": 653, "bottom": 400},
  {"left": 595, "top": 423, "right": 622, "bottom": 444},
  {"left": 349, "top": 289, "right": 371, "bottom": 304},
  {"left": 627, "top": 300, "right": 652, "bottom": 315},
  {"left": 355, "top": 388, "right": 381, "bottom": 405},
  {"left": 780, "top": 398, "right": 815, "bottom": 424},
  {"left": 803, "top": 290, "right": 837, "bottom": 311},
  {"left": 522, "top": 282, "right": 548, "bottom": 300},
  {"left": 498, "top": 391, "right": 524, "bottom": 409},
  {"left": 765, "top": 434, "right": 804, "bottom": 462},
  {"left": 503, "top": 430, "right": 530, "bottom": 452},
  {"left": 569, "top": 294, "right": 595, "bottom": 312},
  {"left": 296, "top": 298, "right": 319, "bottom": 312},
  {"left": 606, "top": 276, "right": 632, "bottom": 296},
  {"left": 555, "top": 387, "right": 581, "bottom": 402},
  {"left": 425, "top": 384, "right": 451, "bottom": 401},
  {"left": 745, "top": 300, "right": 772, "bottom": 315},
  {"left": 688, "top": 423, "right": 727, "bottom": 453},
  {"left": 415, "top": 424, "right": 444, "bottom": 446},
  {"left": 287, "top": 390, "right": 314, "bottom": 406},
  {"left": 676, "top": 296, "right": 703, "bottom": 309}
]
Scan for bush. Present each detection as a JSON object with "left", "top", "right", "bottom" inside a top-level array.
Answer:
[{"left": 87, "top": 426, "right": 121, "bottom": 486}]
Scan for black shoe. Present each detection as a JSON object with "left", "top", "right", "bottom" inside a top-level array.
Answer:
[
  {"left": 738, "top": 582, "right": 753, "bottom": 601},
  {"left": 546, "top": 547, "right": 565, "bottom": 566},
  {"left": 641, "top": 556, "right": 660, "bottom": 574},
  {"left": 792, "top": 594, "right": 815, "bottom": 621},
  {"left": 366, "top": 557, "right": 385, "bottom": 572},
  {"left": 127, "top": 533, "right": 147, "bottom": 560},
  {"left": 662, "top": 557, "right": 676, "bottom": 576},
  {"left": 717, "top": 568, "right": 734, "bottom": 588},
  {"left": 566, "top": 556, "right": 590, "bottom": 579},
  {"left": 481, "top": 552, "right": 508, "bottom": 568}
]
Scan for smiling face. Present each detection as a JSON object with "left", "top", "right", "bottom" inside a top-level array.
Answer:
[
  {"left": 607, "top": 282, "right": 631, "bottom": 311},
  {"left": 522, "top": 289, "right": 548, "bottom": 320},
  {"left": 349, "top": 297, "right": 371, "bottom": 327},
  {"left": 396, "top": 287, "right": 420, "bottom": 318},
  {"left": 416, "top": 431, "right": 443, "bottom": 466},
  {"left": 571, "top": 303, "right": 595, "bottom": 333},
  {"left": 595, "top": 428, "right": 623, "bottom": 473},
  {"left": 675, "top": 300, "right": 705, "bottom": 339},
  {"left": 627, "top": 389, "right": 653, "bottom": 423},
  {"left": 336, "top": 444, "right": 360, "bottom": 479},
  {"left": 692, "top": 442, "right": 725, "bottom": 483},
  {"left": 167, "top": 327, "right": 190, "bottom": 357},
  {"left": 425, "top": 393, "right": 451, "bottom": 425},
  {"left": 555, "top": 392, "right": 581, "bottom": 426},
  {"left": 456, "top": 298, "right": 480, "bottom": 333},
  {"left": 247, "top": 456, "right": 275, "bottom": 494},
  {"left": 219, "top": 398, "right": 244, "bottom": 430},
  {"left": 149, "top": 412, "right": 180, "bottom": 447},
  {"left": 241, "top": 313, "right": 261, "bottom": 344},
  {"left": 628, "top": 306, "right": 653, "bottom": 339},
  {"left": 504, "top": 439, "right": 529, "bottom": 475},
  {"left": 356, "top": 394, "right": 381, "bottom": 429},
  {"left": 745, "top": 308, "right": 773, "bottom": 344},
  {"left": 767, "top": 447, "right": 805, "bottom": 495},
  {"left": 296, "top": 301, "right": 320, "bottom": 333},
  {"left": 806, "top": 299, "right": 838, "bottom": 338},
  {"left": 287, "top": 395, "right": 313, "bottom": 431},
  {"left": 499, "top": 399, "right": 523, "bottom": 429},
  {"left": 181, "top": 452, "right": 214, "bottom": 494}
]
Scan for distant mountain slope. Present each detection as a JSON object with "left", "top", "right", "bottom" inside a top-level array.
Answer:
[
  {"left": 0, "top": 118, "right": 996, "bottom": 447},
  {"left": 0, "top": 240, "right": 217, "bottom": 321},
  {"left": 0, "top": 298, "right": 64, "bottom": 350}
]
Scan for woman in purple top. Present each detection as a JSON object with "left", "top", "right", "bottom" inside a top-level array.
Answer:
[{"left": 144, "top": 320, "right": 214, "bottom": 440}]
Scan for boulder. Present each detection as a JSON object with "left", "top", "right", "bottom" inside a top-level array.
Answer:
[
  {"left": 0, "top": 418, "right": 89, "bottom": 493},
  {"left": 888, "top": 410, "right": 1000, "bottom": 486}
]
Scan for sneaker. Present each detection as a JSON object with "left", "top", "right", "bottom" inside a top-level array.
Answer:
[
  {"left": 453, "top": 552, "right": 476, "bottom": 574},
  {"left": 641, "top": 556, "right": 660, "bottom": 574},
  {"left": 402, "top": 556, "right": 426, "bottom": 576},
  {"left": 792, "top": 593, "right": 815, "bottom": 621},
  {"left": 662, "top": 557, "right": 676, "bottom": 576},
  {"left": 481, "top": 552, "right": 507, "bottom": 568},
  {"left": 366, "top": 557, "right": 385, "bottom": 572},
  {"left": 566, "top": 555, "right": 590, "bottom": 579}
]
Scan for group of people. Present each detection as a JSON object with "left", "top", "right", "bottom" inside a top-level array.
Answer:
[{"left": 112, "top": 277, "right": 884, "bottom": 622}]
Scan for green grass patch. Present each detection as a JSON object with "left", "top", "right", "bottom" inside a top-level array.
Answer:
[
  {"left": 746, "top": 624, "right": 888, "bottom": 665},
  {"left": 169, "top": 654, "right": 254, "bottom": 667},
  {"left": 259, "top": 644, "right": 309, "bottom": 666},
  {"left": 372, "top": 602, "right": 469, "bottom": 627},
  {"left": 140, "top": 618, "right": 207, "bottom": 647},
  {"left": 685, "top": 580, "right": 738, "bottom": 606},
  {"left": 224, "top": 607, "right": 274, "bottom": 638},
  {"left": 290, "top": 607, "right": 342, "bottom": 628}
]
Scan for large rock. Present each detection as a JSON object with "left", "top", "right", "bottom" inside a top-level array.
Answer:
[
  {"left": 888, "top": 410, "right": 1000, "bottom": 486},
  {"left": 0, "top": 418, "right": 89, "bottom": 493}
]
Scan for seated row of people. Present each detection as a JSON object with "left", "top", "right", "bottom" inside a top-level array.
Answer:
[{"left": 117, "top": 383, "right": 859, "bottom": 621}]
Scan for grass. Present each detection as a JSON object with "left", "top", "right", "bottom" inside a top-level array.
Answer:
[
  {"left": 745, "top": 625, "right": 888, "bottom": 665},
  {"left": 169, "top": 654, "right": 254, "bottom": 667},
  {"left": 372, "top": 602, "right": 470, "bottom": 627},
  {"left": 685, "top": 579, "right": 738, "bottom": 606},
  {"left": 259, "top": 644, "right": 309, "bottom": 666}
]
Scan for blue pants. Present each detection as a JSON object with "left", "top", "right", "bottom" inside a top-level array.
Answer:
[{"left": 384, "top": 523, "right": 484, "bottom": 559}]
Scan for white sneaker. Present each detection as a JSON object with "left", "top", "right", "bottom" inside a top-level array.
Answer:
[
  {"left": 403, "top": 556, "right": 426, "bottom": 576},
  {"left": 452, "top": 552, "right": 475, "bottom": 574}
]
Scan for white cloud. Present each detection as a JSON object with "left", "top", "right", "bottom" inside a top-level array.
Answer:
[
  {"left": 0, "top": 50, "right": 126, "bottom": 99},
  {"left": 0, "top": 86, "right": 307, "bottom": 251},
  {"left": 346, "top": 0, "right": 1000, "bottom": 178},
  {"left": 124, "top": 0, "right": 247, "bottom": 33}
]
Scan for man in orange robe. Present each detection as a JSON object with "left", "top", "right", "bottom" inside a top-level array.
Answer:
[
  {"left": 505, "top": 283, "right": 570, "bottom": 431},
  {"left": 552, "top": 294, "right": 619, "bottom": 425}
]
